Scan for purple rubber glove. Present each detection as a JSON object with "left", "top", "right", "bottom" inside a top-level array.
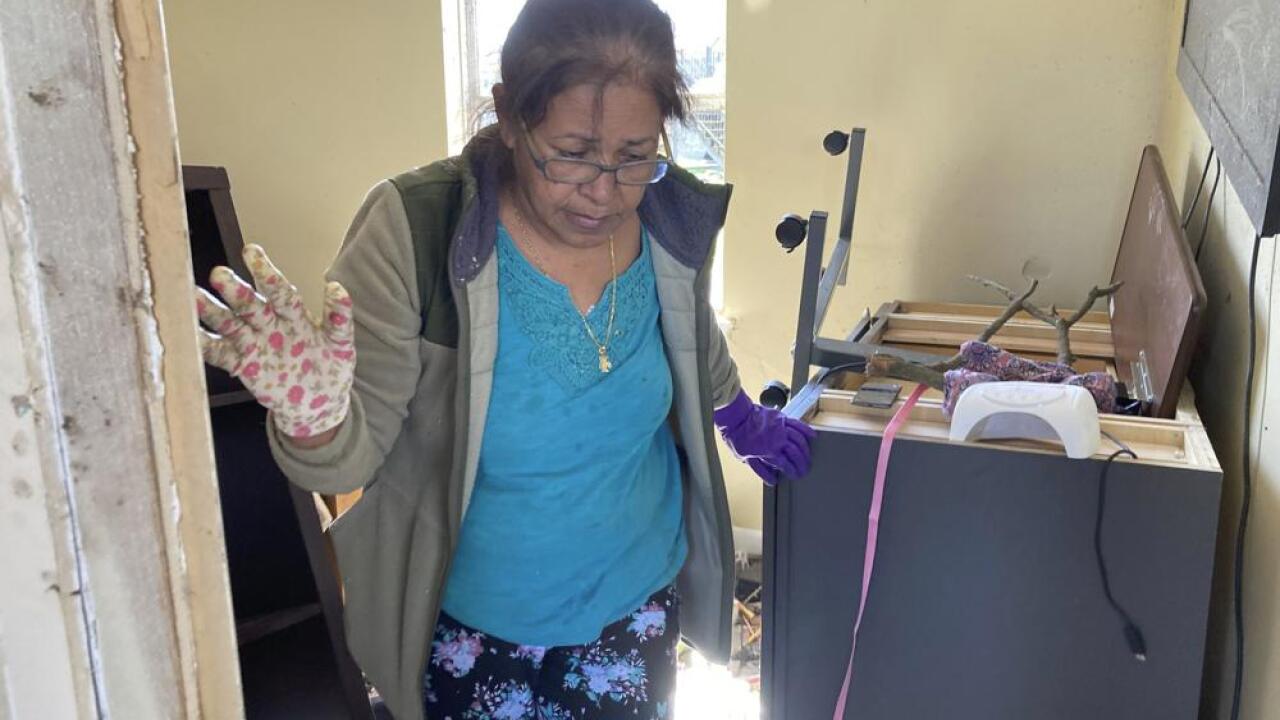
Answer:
[{"left": 713, "top": 390, "right": 817, "bottom": 485}]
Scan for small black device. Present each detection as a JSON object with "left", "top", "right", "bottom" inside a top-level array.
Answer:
[
  {"left": 823, "top": 130, "right": 851, "bottom": 156},
  {"left": 775, "top": 214, "right": 808, "bottom": 252},
  {"left": 760, "top": 380, "right": 791, "bottom": 409},
  {"left": 851, "top": 382, "right": 902, "bottom": 409}
]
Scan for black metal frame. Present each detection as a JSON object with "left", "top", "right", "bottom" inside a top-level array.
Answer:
[
  {"left": 783, "top": 128, "right": 945, "bottom": 416},
  {"left": 767, "top": 127, "right": 950, "bottom": 715}
]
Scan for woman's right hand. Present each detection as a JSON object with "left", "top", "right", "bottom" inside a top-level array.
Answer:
[{"left": 196, "top": 244, "right": 356, "bottom": 440}]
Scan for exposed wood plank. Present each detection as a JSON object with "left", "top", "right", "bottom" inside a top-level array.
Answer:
[
  {"left": 898, "top": 301, "right": 1110, "bottom": 324},
  {"left": 810, "top": 391, "right": 1210, "bottom": 469},
  {"left": 862, "top": 301, "right": 900, "bottom": 341},
  {"left": 862, "top": 302, "right": 1117, "bottom": 372},
  {"left": 1176, "top": 386, "right": 1221, "bottom": 472},
  {"left": 880, "top": 328, "right": 1115, "bottom": 359},
  {"left": 115, "top": 0, "right": 244, "bottom": 716},
  {"left": 885, "top": 313, "right": 1113, "bottom": 345},
  {"left": 117, "top": 0, "right": 244, "bottom": 712},
  {"left": 902, "top": 344, "right": 1114, "bottom": 375}
]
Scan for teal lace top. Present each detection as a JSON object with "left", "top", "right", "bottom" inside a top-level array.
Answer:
[{"left": 440, "top": 223, "right": 687, "bottom": 646}]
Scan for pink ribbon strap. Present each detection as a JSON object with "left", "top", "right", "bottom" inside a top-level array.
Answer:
[{"left": 833, "top": 383, "right": 927, "bottom": 719}]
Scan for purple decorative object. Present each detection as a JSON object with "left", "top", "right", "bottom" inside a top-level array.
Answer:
[
  {"left": 714, "top": 389, "right": 817, "bottom": 485},
  {"left": 941, "top": 341, "right": 1117, "bottom": 416}
]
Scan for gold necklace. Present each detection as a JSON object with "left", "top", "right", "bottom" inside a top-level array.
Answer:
[{"left": 508, "top": 201, "right": 618, "bottom": 373}]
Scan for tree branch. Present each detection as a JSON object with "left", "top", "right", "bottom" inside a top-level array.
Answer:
[
  {"left": 865, "top": 353, "right": 946, "bottom": 389},
  {"left": 1065, "top": 282, "right": 1123, "bottom": 325},
  {"left": 966, "top": 275, "right": 1018, "bottom": 302},
  {"left": 863, "top": 276, "right": 1125, "bottom": 386},
  {"left": 974, "top": 279, "right": 1040, "bottom": 343},
  {"left": 1016, "top": 298, "right": 1060, "bottom": 326}
]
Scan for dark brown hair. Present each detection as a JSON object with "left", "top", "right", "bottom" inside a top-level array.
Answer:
[{"left": 495, "top": 0, "right": 689, "bottom": 129}]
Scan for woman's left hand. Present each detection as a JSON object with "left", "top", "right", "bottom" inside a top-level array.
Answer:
[{"left": 713, "top": 390, "right": 817, "bottom": 485}]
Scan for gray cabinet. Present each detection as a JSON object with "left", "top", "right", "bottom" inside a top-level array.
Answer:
[{"left": 763, "top": 386, "right": 1221, "bottom": 719}]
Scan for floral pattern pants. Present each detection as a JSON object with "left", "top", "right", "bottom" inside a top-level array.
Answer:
[{"left": 423, "top": 585, "right": 679, "bottom": 719}]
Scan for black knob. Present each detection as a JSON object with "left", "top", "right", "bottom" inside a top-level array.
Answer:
[
  {"left": 760, "top": 380, "right": 791, "bottom": 409},
  {"left": 823, "top": 130, "right": 850, "bottom": 156},
  {"left": 775, "top": 214, "right": 808, "bottom": 252}
]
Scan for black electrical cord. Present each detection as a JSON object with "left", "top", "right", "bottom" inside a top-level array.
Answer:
[
  {"left": 1182, "top": 147, "right": 1216, "bottom": 230},
  {"left": 818, "top": 361, "right": 868, "bottom": 385},
  {"left": 1094, "top": 436, "right": 1146, "bottom": 661},
  {"left": 1194, "top": 158, "right": 1223, "bottom": 263},
  {"left": 1229, "top": 231, "right": 1265, "bottom": 720}
]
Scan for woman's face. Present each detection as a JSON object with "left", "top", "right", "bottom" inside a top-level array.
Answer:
[{"left": 502, "top": 81, "right": 663, "bottom": 250}]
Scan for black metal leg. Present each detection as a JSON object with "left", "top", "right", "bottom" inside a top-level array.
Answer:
[{"left": 791, "top": 211, "right": 828, "bottom": 394}]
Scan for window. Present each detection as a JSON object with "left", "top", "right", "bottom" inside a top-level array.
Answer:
[{"left": 441, "top": 0, "right": 728, "bottom": 308}]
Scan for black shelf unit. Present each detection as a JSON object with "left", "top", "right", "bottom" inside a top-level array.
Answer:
[{"left": 183, "top": 166, "right": 373, "bottom": 719}]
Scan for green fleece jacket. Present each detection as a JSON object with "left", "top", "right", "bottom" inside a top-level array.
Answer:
[{"left": 267, "top": 131, "right": 741, "bottom": 720}]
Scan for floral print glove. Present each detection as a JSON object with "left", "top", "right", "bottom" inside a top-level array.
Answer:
[{"left": 196, "top": 244, "right": 355, "bottom": 439}]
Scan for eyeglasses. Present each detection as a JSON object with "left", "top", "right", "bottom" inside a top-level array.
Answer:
[{"left": 520, "top": 124, "right": 671, "bottom": 186}]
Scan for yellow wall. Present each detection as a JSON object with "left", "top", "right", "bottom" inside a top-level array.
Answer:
[
  {"left": 164, "top": 0, "right": 448, "bottom": 306},
  {"left": 721, "top": 0, "right": 1278, "bottom": 714},
  {"left": 722, "top": 0, "right": 1176, "bottom": 528},
  {"left": 1153, "top": 2, "right": 1279, "bottom": 717}
]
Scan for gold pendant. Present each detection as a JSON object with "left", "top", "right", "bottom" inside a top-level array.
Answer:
[{"left": 598, "top": 347, "right": 612, "bottom": 373}]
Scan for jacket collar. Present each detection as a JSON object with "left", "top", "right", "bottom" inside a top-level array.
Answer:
[{"left": 449, "top": 125, "right": 732, "bottom": 285}]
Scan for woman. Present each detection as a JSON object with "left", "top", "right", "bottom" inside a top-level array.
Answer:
[{"left": 197, "top": 1, "right": 814, "bottom": 717}]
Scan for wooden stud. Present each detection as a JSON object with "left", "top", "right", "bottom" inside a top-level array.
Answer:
[
  {"left": 879, "top": 328, "right": 1115, "bottom": 359},
  {"left": 884, "top": 313, "right": 1113, "bottom": 346},
  {"left": 897, "top": 301, "right": 1110, "bottom": 325}
]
